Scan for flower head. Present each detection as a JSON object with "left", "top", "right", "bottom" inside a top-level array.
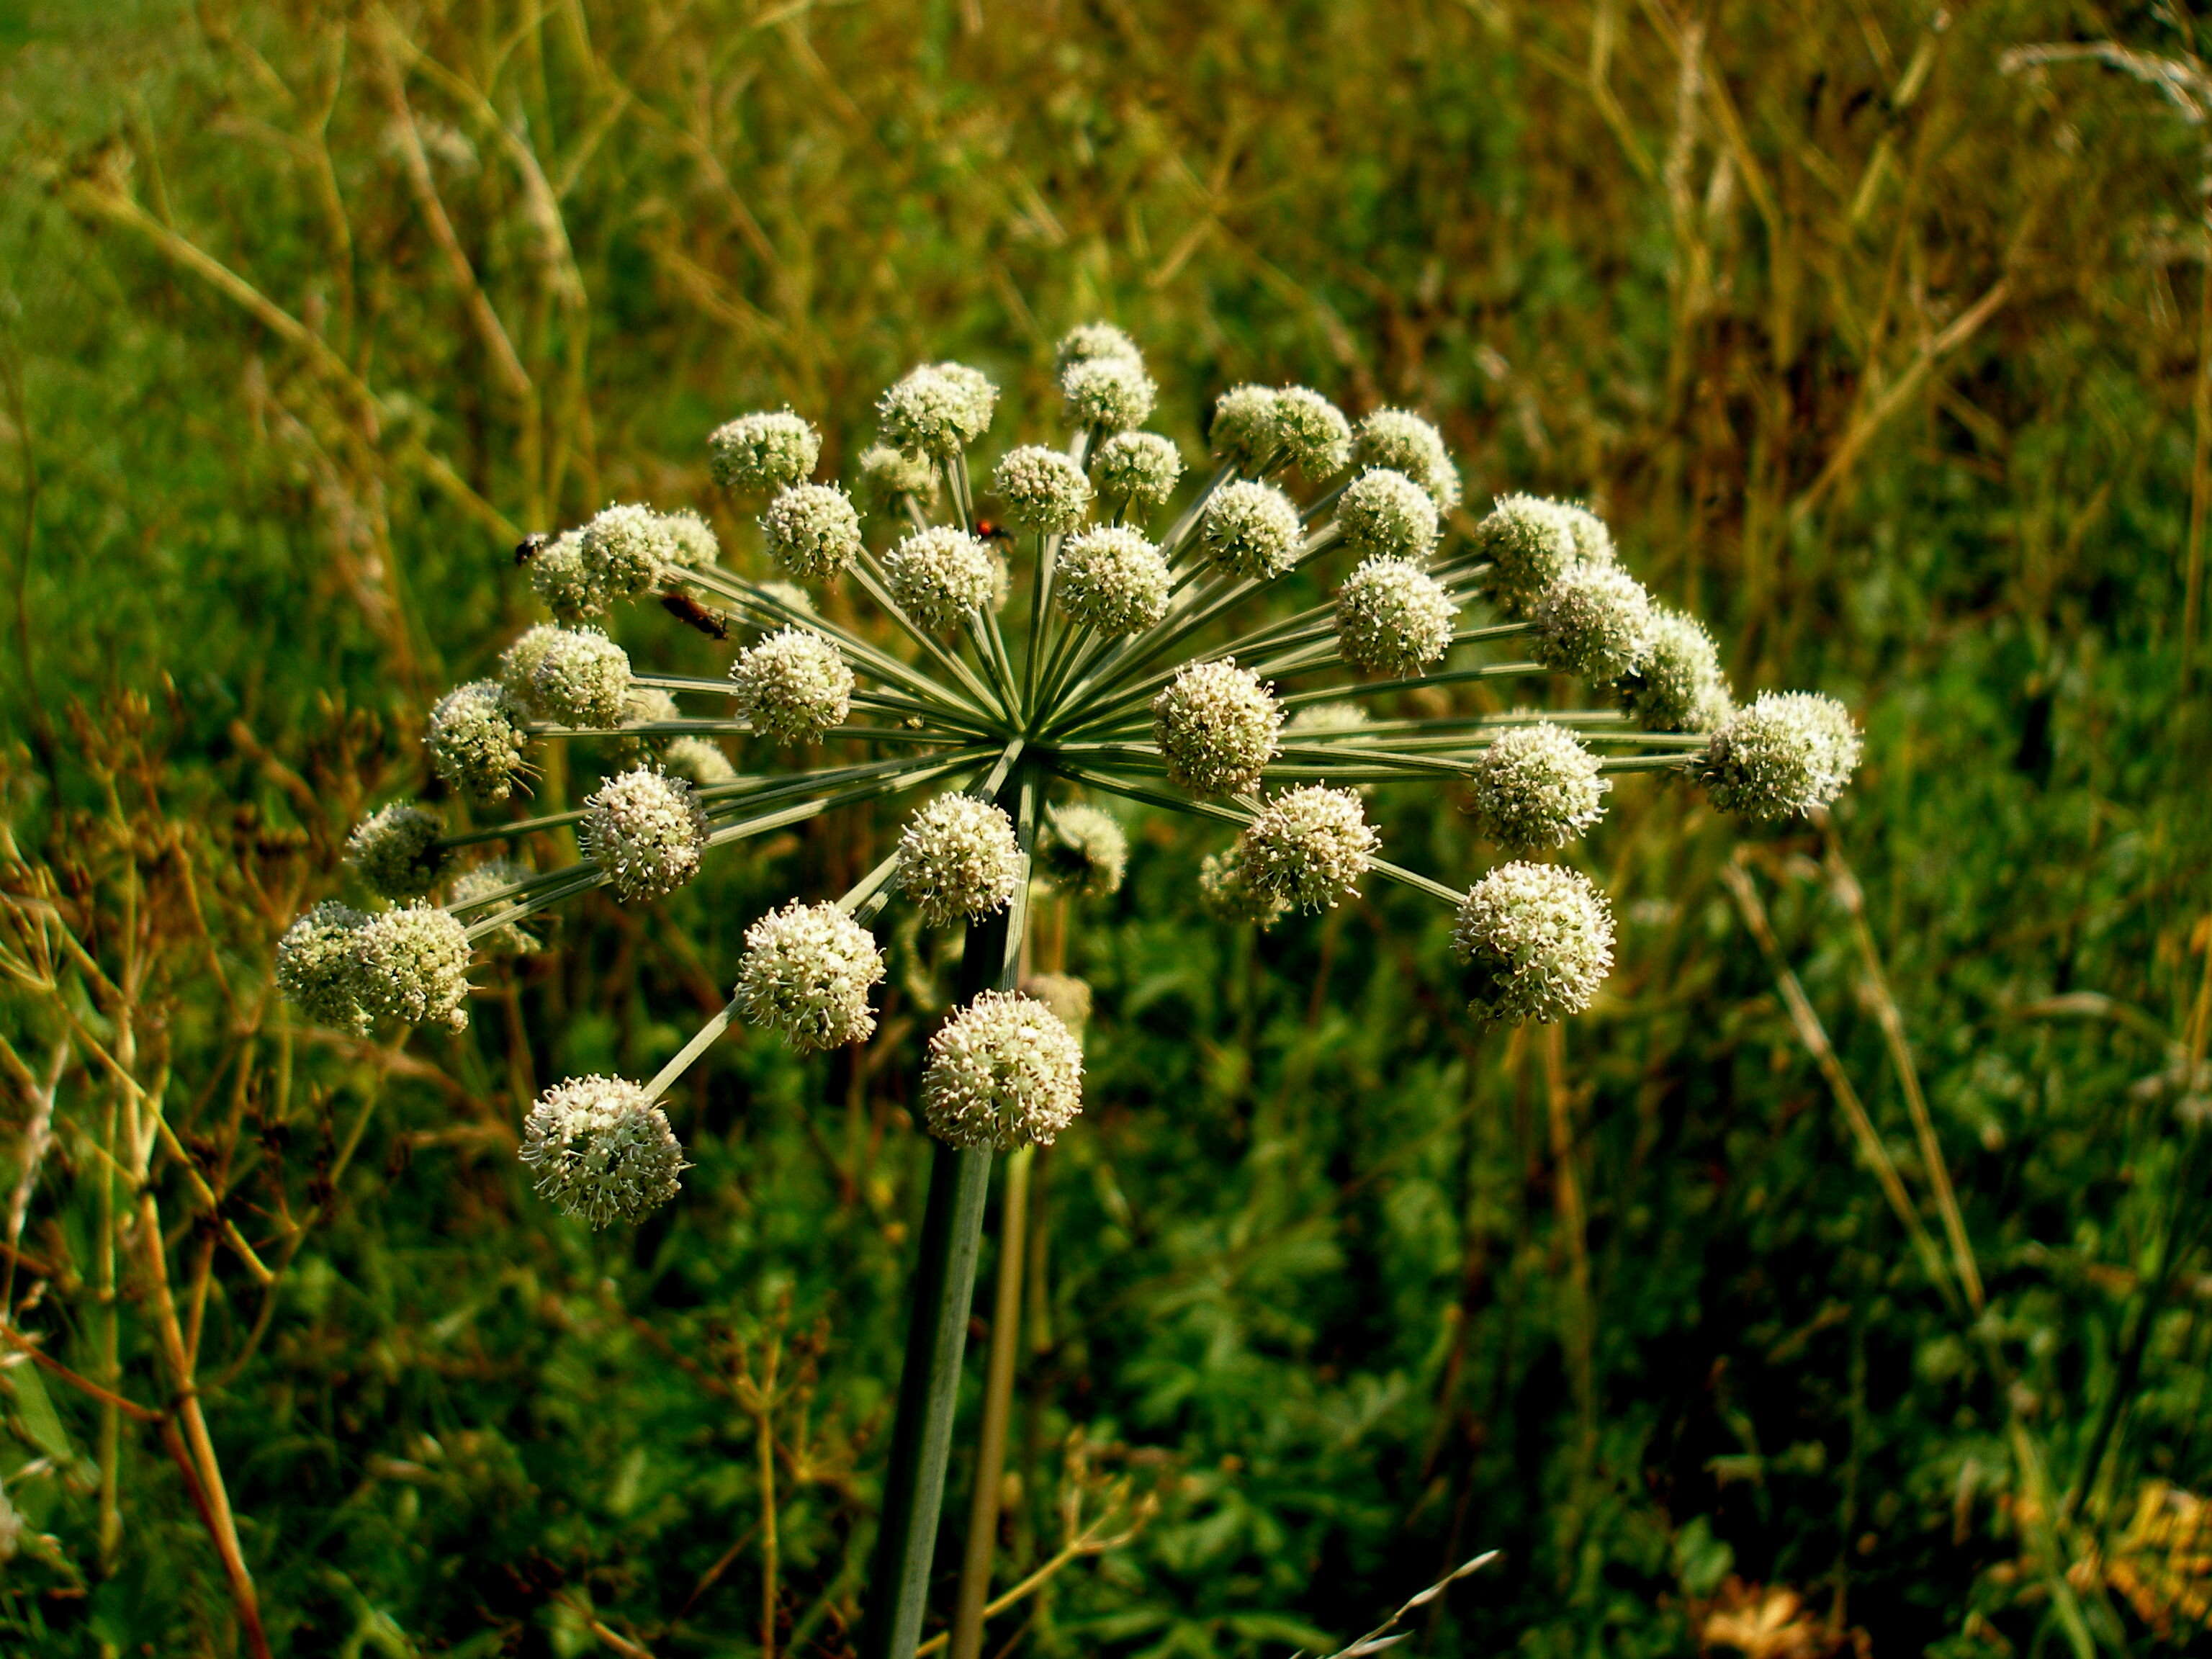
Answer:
[
  {"left": 354, "top": 903, "right": 474, "bottom": 1029},
  {"left": 855, "top": 443, "right": 942, "bottom": 512},
  {"left": 760, "top": 483, "right": 863, "bottom": 582},
  {"left": 580, "top": 503, "right": 675, "bottom": 601},
  {"left": 1530, "top": 563, "right": 1657, "bottom": 682},
  {"left": 1700, "top": 692, "right": 1861, "bottom": 819},
  {"left": 879, "top": 362, "right": 998, "bottom": 458},
  {"left": 276, "top": 902, "right": 372, "bottom": 1032},
  {"left": 1062, "top": 356, "right": 1157, "bottom": 431},
  {"left": 619, "top": 686, "right": 680, "bottom": 757},
  {"left": 709, "top": 410, "right": 821, "bottom": 494},
  {"left": 1197, "top": 845, "right": 1287, "bottom": 928},
  {"left": 345, "top": 803, "right": 446, "bottom": 901},
  {"left": 498, "top": 623, "right": 567, "bottom": 714},
  {"left": 1091, "top": 431, "right": 1183, "bottom": 511},
  {"left": 896, "top": 793, "right": 1022, "bottom": 926},
  {"left": 884, "top": 526, "right": 998, "bottom": 629},
  {"left": 446, "top": 860, "right": 541, "bottom": 957},
  {"left": 1467, "top": 722, "right": 1611, "bottom": 851},
  {"left": 527, "top": 530, "right": 602, "bottom": 621},
  {"left": 1286, "top": 700, "right": 1371, "bottom": 734},
  {"left": 1334, "top": 556, "right": 1458, "bottom": 675},
  {"left": 580, "top": 768, "right": 709, "bottom": 902},
  {"left": 427, "top": 680, "right": 531, "bottom": 803},
  {"left": 1153, "top": 659, "right": 1283, "bottom": 796},
  {"left": 1269, "top": 386, "right": 1352, "bottom": 476},
  {"left": 1201, "top": 480, "right": 1301, "bottom": 579},
  {"left": 1338, "top": 468, "right": 1442, "bottom": 562},
  {"left": 1038, "top": 804, "right": 1128, "bottom": 898},
  {"left": 531, "top": 627, "right": 633, "bottom": 729},
  {"left": 1452, "top": 863, "right": 1615, "bottom": 1025},
  {"left": 922, "top": 990, "right": 1084, "bottom": 1151},
  {"left": 1475, "top": 495, "right": 1586, "bottom": 618},
  {"left": 520, "top": 1076, "right": 685, "bottom": 1228},
  {"left": 1557, "top": 503, "right": 1613, "bottom": 563},
  {"left": 992, "top": 446, "right": 1092, "bottom": 534},
  {"left": 1352, "top": 409, "right": 1462, "bottom": 513},
  {"left": 1055, "top": 322, "right": 1143, "bottom": 372},
  {"left": 1619, "top": 608, "right": 1732, "bottom": 733},
  {"left": 736, "top": 901, "right": 886, "bottom": 1051},
  {"left": 1020, "top": 972, "right": 1094, "bottom": 1038},
  {"left": 1209, "top": 385, "right": 1280, "bottom": 468},
  {"left": 661, "top": 735, "right": 737, "bottom": 790},
  {"left": 658, "top": 508, "right": 721, "bottom": 570},
  {"left": 1056, "top": 527, "right": 1170, "bottom": 635},
  {"left": 1238, "top": 786, "right": 1377, "bottom": 910},
  {"left": 730, "top": 628, "right": 853, "bottom": 743}
]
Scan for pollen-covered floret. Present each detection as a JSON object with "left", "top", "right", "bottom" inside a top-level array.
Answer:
[
  {"left": 1056, "top": 527, "right": 1170, "bottom": 635},
  {"left": 1062, "top": 356, "right": 1156, "bottom": 431},
  {"left": 580, "top": 768, "right": 709, "bottom": 902},
  {"left": 1056, "top": 321, "right": 1143, "bottom": 372},
  {"left": 1201, "top": 480, "right": 1302, "bottom": 579},
  {"left": 519, "top": 1076, "right": 685, "bottom": 1228},
  {"left": 1210, "top": 385, "right": 1279, "bottom": 468},
  {"left": 1475, "top": 495, "right": 1587, "bottom": 618},
  {"left": 1337, "top": 468, "right": 1442, "bottom": 562},
  {"left": 580, "top": 503, "right": 675, "bottom": 600},
  {"left": 1700, "top": 692, "right": 1861, "bottom": 819},
  {"left": 992, "top": 446, "right": 1092, "bottom": 534},
  {"left": 661, "top": 736, "right": 737, "bottom": 790},
  {"left": 354, "top": 903, "right": 474, "bottom": 1030},
  {"left": 528, "top": 530, "right": 602, "bottom": 622},
  {"left": 1530, "top": 563, "right": 1657, "bottom": 682},
  {"left": 884, "top": 526, "right": 998, "bottom": 629},
  {"left": 708, "top": 410, "right": 821, "bottom": 495},
  {"left": 1619, "top": 608, "right": 1732, "bottom": 733},
  {"left": 1152, "top": 659, "right": 1283, "bottom": 797},
  {"left": 427, "top": 680, "right": 531, "bottom": 803},
  {"left": 1352, "top": 408, "right": 1462, "bottom": 514},
  {"left": 1334, "top": 557, "right": 1459, "bottom": 675},
  {"left": 896, "top": 793, "right": 1022, "bottom": 927},
  {"left": 1197, "top": 845, "right": 1288, "bottom": 929},
  {"left": 1269, "top": 386, "right": 1353, "bottom": 476},
  {"left": 1091, "top": 431, "right": 1183, "bottom": 511},
  {"left": 1020, "top": 972, "right": 1094, "bottom": 1038},
  {"left": 921, "top": 990, "right": 1085, "bottom": 1151},
  {"left": 531, "top": 627, "right": 633, "bottom": 729},
  {"left": 1452, "top": 863, "right": 1615, "bottom": 1025},
  {"left": 878, "top": 362, "right": 998, "bottom": 457},
  {"left": 735, "top": 901, "right": 886, "bottom": 1051},
  {"left": 345, "top": 804, "right": 446, "bottom": 901},
  {"left": 658, "top": 508, "right": 721, "bottom": 570},
  {"left": 446, "top": 860, "right": 541, "bottom": 957},
  {"left": 729, "top": 628, "right": 853, "bottom": 744},
  {"left": 760, "top": 483, "right": 863, "bottom": 582},
  {"left": 855, "top": 443, "right": 943, "bottom": 512},
  {"left": 1467, "top": 722, "right": 1611, "bottom": 851},
  {"left": 498, "top": 624, "right": 567, "bottom": 714},
  {"left": 1238, "top": 786, "right": 1377, "bottom": 911},
  {"left": 276, "top": 902, "right": 372, "bottom": 1032},
  {"left": 1038, "top": 804, "right": 1128, "bottom": 899}
]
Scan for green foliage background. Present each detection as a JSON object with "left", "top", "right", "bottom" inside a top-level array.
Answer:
[{"left": 2, "top": 1, "right": 2211, "bottom": 1655}]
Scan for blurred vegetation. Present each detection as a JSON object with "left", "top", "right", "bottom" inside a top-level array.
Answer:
[{"left": 1, "top": 1, "right": 2211, "bottom": 1655}]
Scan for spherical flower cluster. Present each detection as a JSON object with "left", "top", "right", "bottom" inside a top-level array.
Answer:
[
  {"left": 1056, "top": 527, "right": 1170, "bottom": 635},
  {"left": 896, "top": 793, "right": 1022, "bottom": 927},
  {"left": 1452, "top": 863, "right": 1615, "bottom": 1025},
  {"left": 427, "top": 680, "right": 531, "bottom": 803},
  {"left": 1201, "top": 480, "right": 1301, "bottom": 579},
  {"left": 992, "top": 446, "right": 1092, "bottom": 534},
  {"left": 878, "top": 362, "right": 998, "bottom": 458},
  {"left": 884, "top": 526, "right": 998, "bottom": 629},
  {"left": 1091, "top": 431, "right": 1183, "bottom": 511},
  {"left": 709, "top": 410, "right": 821, "bottom": 494},
  {"left": 1557, "top": 503, "right": 1613, "bottom": 563},
  {"left": 1020, "top": 972, "right": 1093, "bottom": 1038},
  {"left": 446, "top": 860, "right": 541, "bottom": 957},
  {"left": 1153, "top": 658, "right": 1283, "bottom": 796},
  {"left": 1238, "top": 786, "right": 1378, "bottom": 911},
  {"left": 1285, "top": 700, "right": 1371, "bottom": 734},
  {"left": 754, "top": 580, "right": 817, "bottom": 622},
  {"left": 1210, "top": 385, "right": 1279, "bottom": 467},
  {"left": 580, "top": 768, "right": 709, "bottom": 902},
  {"left": 345, "top": 804, "right": 446, "bottom": 901},
  {"left": 1062, "top": 356, "right": 1156, "bottom": 431},
  {"left": 1056, "top": 321, "right": 1142, "bottom": 372},
  {"left": 1269, "top": 386, "right": 1352, "bottom": 476},
  {"left": 1700, "top": 692, "right": 1861, "bottom": 819},
  {"left": 527, "top": 531, "right": 600, "bottom": 622},
  {"left": 735, "top": 901, "right": 886, "bottom": 1051},
  {"left": 730, "top": 627, "right": 853, "bottom": 744},
  {"left": 760, "top": 483, "right": 863, "bottom": 582},
  {"left": 1038, "top": 804, "right": 1128, "bottom": 898},
  {"left": 275, "top": 901, "right": 372, "bottom": 1031},
  {"left": 921, "top": 990, "right": 1084, "bottom": 1151},
  {"left": 1619, "top": 608, "right": 1732, "bottom": 733},
  {"left": 661, "top": 736, "right": 737, "bottom": 790},
  {"left": 1334, "top": 557, "right": 1458, "bottom": 675},
  {"left": 856, "top": 443, "right": 942, "bottom": 512},
  {"left": 1352, "top": 409, "right": 1462, "bottom": 513},
  {"left": 659, "top": 508, "right": 720, "bottom": 570},
  {"left": 1530, "top": 563, "right": 1657, "bottom": 682},
  {"left": 519, "top": 1076, "right": 685, "bottom": 1228},
  {"left": 531, "top": 627, "right": 632, "bottom": 729},
  {"left": 1337, "top": 468, "right": 1441, "bottom": 562},
  {"left": 1197, "top": 845, "right": 1288, "bottom": 928},
  {"left": 1467, "top": 723, "right": 1611, "bottom": 851},
  {"left": 354, "top": 904, "right": 474, "bottom": 1029},
  {"left": 580, "top": 503, "right": 674, "bottom": 601},
  {"left": 620, "top": 686, "right": 680, "bottom": 757},
  {"left": 498, "top": 624, "right": 566, "bottom": 714},
  {"left": 1475, "top": 495, "right": 1584, "bottom": 618}
]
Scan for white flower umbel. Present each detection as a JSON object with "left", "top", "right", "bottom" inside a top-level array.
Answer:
[
  {"left": 427, "top": 680, "right": 531, "bottom": 803},
  {"left": 1238, "top": 786, "right": 1377, "bottom": 911},
  {"left": 885, "top": 527, "right": 999, "bottom": 630},
  {"left": 345, "top": 804, "right": 446, "bottom": 901},
  {"left": 879, "top": 362, "right": 998, "bottom": 459},
  {"left": 1056, "top": 321, "right": 1143, "bottom": 371},
  {"left": 1210, "top": 385, "right": 1279, "bottom": 468},
  {"left": 498, "top": 623, "right": 567, "bottom": 714},
  {"left": 276, "top": 901, "right": 372, "bottom": 1032},
  {"left": 662, "top": 736, "right": 737, "bottom": 789},
  {"left": 1352, "top": 409, "right": 1462, "bottom": 513},
  {"left": 1153, "top": 659, "right": 1283, "bottom": 796},
  {"left": 760, "top": 483, "right": 863, "bottom": 582},
  {"left": 1701, "top": 692, "right": 1862, "bottom": 819},
  {"left": 528, "top": 529, "right": 601, "bottom": 622},
  {"left": 1620, "top": 608, "right": 1732, "bottom": 733},
  {"left": 1037, "top": 804, "right": 1128, "bottom": 899},
  {"left": 520, "top": 1076, "right": 685, "bottom": 1228},
  {"left": 736, "top": 901, "right": 886, "bottom": 1051},
  {"left": 1452, "top": 863, "right": 1615, "bottom": 1026},
  {"left": 921, "top": 990, "right": 1084, "bottom": 1151},
  {"left": 992, "top": 446, "right": 1092, "bottom": 534},
  {"left": 354, "top": 904, "right": 474, "bottom": 1030},
  {"left": 447, "top": 862, "right": 541, "bottom": 957},
  {"left": 1268, "top": 387, "right": 1352, "bottom": 477},
  {"left": 1475, "top": 495, "right": 1585, "bottom": 618},
  {"left": 1062, "top": 356, "right": 1156, "bottom": 432},
  {"left": 581, "top": 503, "right": 675, "bottom": 601},
  {"left": 660, "top": 508, "right": 721, "bottom": 570},
  {"left": 731, "top": 628, "right": 853, "bottom": 744},
  {"left": 1467, "top": 722, "right": 1611, "bottom": 851},
  {"left": 1056, "top": 528, "right": 1170, "bottom": 636},
  {"left": 710, "top": 410, "right": 822, "bottom": 495},
  {"left": 1201, "top": 481, "right": 1301, "bottom": 580},
  {"left": 1020, "top": 971, "right": 1094, "bottom": 1038},
  {"left": 896, "top": 793, "right": 1022, "bottom": 926},
  {"left": 531, "top": 627, "right": 633, "bottom": 729},
  {"left": 858, "top": 443, "right": 943, "bottom": 512},
  {"left": 1337, "top": 469, "right": 1442, "bottom": 562},
  {"left": 1091, "top": 432, "right": 1183, "bottom": 513},
  {"left": 580, "top": 768, "right": 709, "bottom": 902},
  {"left": 1530, "top": 563, "right": 1658, "bottom": 683},
  {"left": 1197, "top": 845, "right": 1288, "bottom": 929},
  {"left": 1334, "top": 557, "right": 1458, "bottom": 675}
]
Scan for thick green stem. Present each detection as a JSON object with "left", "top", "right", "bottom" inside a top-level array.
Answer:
[{"left": 948, "top": 1144, "right": 1033, "bottom": 1659}]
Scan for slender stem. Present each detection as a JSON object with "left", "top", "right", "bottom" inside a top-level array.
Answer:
[
  {"left": 1272, "top": 662, "right": 1550, "bottom": 711},
  {"left": 948, "top": 1143, "right": 1033, "bottom": 1659},
  {"left": 643, "top": 1000, "right": 737, "bottom": 1103},
  {"left": 853, "top": 547, "right": 1007, "bottom": 717}
]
